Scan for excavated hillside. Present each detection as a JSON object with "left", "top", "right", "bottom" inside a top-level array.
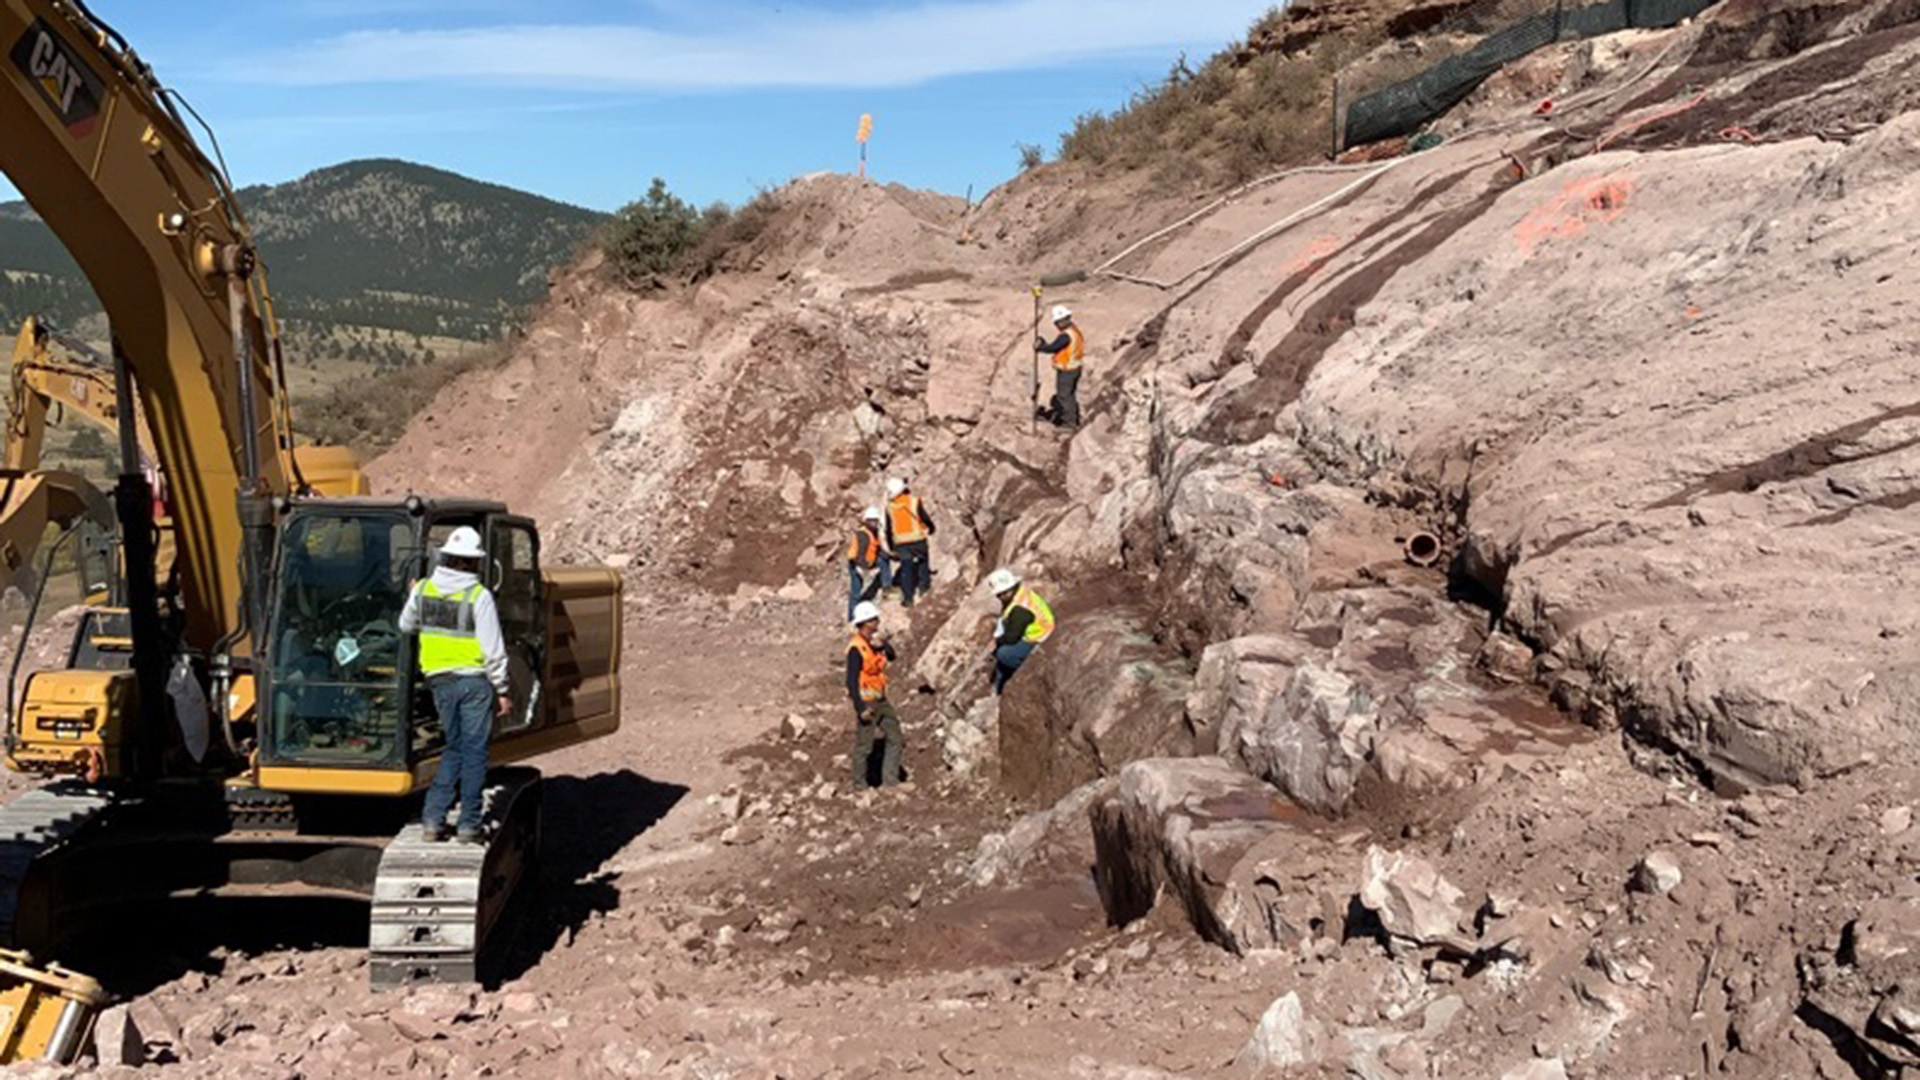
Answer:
[
  {"left": 29, "top": 1, "right": 1920, "bottom": 1078},
  {"left": 368, "top": 2, "right": 1920, "bottom": 1077}
]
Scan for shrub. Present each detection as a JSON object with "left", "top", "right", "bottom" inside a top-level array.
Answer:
[
  {"left": 597, "top": 178, "right": 708, "bottom": 289},
  {"left": 1055, "top": 3, "right": 1397, "bottom": 186},
  {"left": 1016, "top": 142, "right": 1046, "bottom": 172},
  {"left": 678, "top": 187, "right": 783, "bottom": 282}
]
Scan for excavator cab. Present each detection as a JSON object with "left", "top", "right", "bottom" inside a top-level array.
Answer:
[{"left": 254, "top": 497, "right": 610, "bottom": 797}]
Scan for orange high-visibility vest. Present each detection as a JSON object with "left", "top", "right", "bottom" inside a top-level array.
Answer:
[
  {"left": 847, "top": 525, "right": 880, "bottom": 567},
  {"left": 1054, "top": 325, "right": 1085, "bottom": 372},
  {"left": 889, "top": 494, "right": 927, "bottom": 544},
  {"left": 850, "top": 633, "right": 889, "bottom": 701}
]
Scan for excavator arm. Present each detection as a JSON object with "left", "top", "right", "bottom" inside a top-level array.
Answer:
[
  {"left": 0, "top": 0, "right": 293, "bottom": 651},
  {"left": 7, "top": 316, "right": 136, "bottom": 476}
]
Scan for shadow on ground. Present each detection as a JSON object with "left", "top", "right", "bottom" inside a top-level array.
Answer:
[{"left": 491, "top": 769, "right": 688, "bottom": 984}]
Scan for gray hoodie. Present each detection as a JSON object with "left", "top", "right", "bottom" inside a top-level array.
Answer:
[{"left": 397, "top": 566, "right": 510, "bottom": 693}]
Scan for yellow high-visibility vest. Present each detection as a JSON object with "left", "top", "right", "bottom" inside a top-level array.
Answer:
[
  {"left": 416, "top": 580, "right": 485, "bottom": 674},
  {"left": 1004, "top": 586, "right": 1054, "bottom": 644}
]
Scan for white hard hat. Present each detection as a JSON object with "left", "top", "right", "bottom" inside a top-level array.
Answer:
[
  {"left": 851, "top": 601, "right": 882, "bottom": 625},
  {"left": 1051, "top": 305, "right": 1072, "bottom": 323},
  {"left": 986, "top": 567, "right": 1021, "bottom": 594},
  {"left": 440, "top": 526, "right": 485, "bottom": 559},
  {"left": 886, "top": 477, "right": 908, "bottom": 498},
  {"left": 862, "top": 506, "right": 882, "bottom": 522}
]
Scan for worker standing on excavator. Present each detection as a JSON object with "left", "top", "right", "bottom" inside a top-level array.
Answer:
[
  {"left": 885, "top": 477, "right": 937, "bottom": 609},
  {"left": 399, "top": 527, "right": 511, "bottom": 842},
  {"left": 1035, "top": 305, "right": 1085, "bottom": 430},
  {"left": 986, "top": 567, "right": 1054, "bottom": 694},
  {"left": 847, "top": 601, "right": 903, "bottom": 788},
  {"left": 846, "top": 506, "right": 890, "bottom": 621}
]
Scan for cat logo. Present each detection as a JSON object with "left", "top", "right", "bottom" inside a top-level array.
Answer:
[{"left": 9, "top": 19, "right": 104, "bottom": 138}]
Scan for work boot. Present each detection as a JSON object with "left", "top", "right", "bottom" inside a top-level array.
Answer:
[
  {"left": 422, "top": 823, "right": 450, "bottom": 843},
  {"left": 455, "top": 826, "right": 483, "bottom": 845}
]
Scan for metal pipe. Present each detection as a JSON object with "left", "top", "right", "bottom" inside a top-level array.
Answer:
[
  {"left": 227, "top": 273, "right": 262, "bottom": 493},
  {"left": 41, "top": 998, "right": 88, "bottom": 1063},
  {"left": 227, "top": 263, "right": 275, "bottom": 664},
  {"left": 1403, "top": 532, "right": 1442, "bottom": 568}
]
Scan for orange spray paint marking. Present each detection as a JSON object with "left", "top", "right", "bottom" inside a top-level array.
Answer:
[
  {"left": 1513, "top": 173, "right": 1635, "bottom": 259},
  {"left": 1282, "top": 234, "right": 1347, "bottom": 277}
]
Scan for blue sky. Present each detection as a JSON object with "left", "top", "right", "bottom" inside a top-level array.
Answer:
[{"left": 3, "top": 0, "right": 1274, "bottom": 212}]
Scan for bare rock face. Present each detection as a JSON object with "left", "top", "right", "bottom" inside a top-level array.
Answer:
[
  {"left": 1186, "top": 635, "right": 1310, "bottom": 757},
  {"left": 1090, "top": 758, "right": 1344, "bottom": 953},
  {"left": 1224, "top": 662, "right": 1379, "bottom": 817},
  {"left": 998, "top": 607, "right": 1195, "bottom": 805},
  {"left": 941, "top": 694, "right": 1000, "bottom": 779},
  {"left": 1297, "top": 113, "right": 1920, "bottom": 793}
]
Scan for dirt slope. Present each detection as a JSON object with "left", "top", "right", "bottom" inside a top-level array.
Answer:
[{"left": 17, "top": 1, "right": 1920, "bottom": 1077}]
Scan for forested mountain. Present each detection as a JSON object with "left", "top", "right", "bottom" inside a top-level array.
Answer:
[{"left": 0, "top": 159, "right": 603, "bottom": 374}]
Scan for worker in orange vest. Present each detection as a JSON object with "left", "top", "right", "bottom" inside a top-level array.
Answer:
[
  {"left": 1034, "top": 304, "right": 1085, "bottom": 429},
  {"left": 845, "top": 506, "right": 890, "bottom": 622},
  {"left": 846, "top": 601, "right": 903, "bottom": 788},
  {"left": 884, "top": 477, "right": 936, "bottom": 609}
]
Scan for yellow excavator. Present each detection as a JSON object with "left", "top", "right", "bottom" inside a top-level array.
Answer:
[
  {"left": 6, "top": 315, "right": 368, "bottom": 602},
  {"left": 0, "top": 0, "right": 624, "bottom": 993}
]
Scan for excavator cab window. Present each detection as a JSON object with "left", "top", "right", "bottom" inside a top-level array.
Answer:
[{"left": 262, "top": 510, "right": 414, "bottom": 768}]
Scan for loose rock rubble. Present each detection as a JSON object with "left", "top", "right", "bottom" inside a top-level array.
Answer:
[{"left": 8, "top": 2, "right": 1920, "bottom": 1077}]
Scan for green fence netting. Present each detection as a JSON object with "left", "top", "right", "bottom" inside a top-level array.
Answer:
[{"left": 1343, "top": 0, "right": 1720, "bottom": 149}]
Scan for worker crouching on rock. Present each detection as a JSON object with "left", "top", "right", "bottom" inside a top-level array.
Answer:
[
  {"left": 846, "top": 601, "right": 904, "bottom": 788},
  {"left": 986, "top": 567, "right": 1054, "bottom": 695},
  {"left": 399, "top": 526, "right": 511, "bottom": 843}
]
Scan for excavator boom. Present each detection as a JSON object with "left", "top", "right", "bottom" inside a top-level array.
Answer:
[{"left": 1, "top": 0, "right": 288, "bottom": 649}]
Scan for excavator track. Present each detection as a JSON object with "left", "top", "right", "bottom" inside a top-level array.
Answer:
[
  {"left": 0, "top": 783, "right": 120, "bottom": 949},
  {"left": 368, "top": 766, "right": 541, "bottom": 989}
]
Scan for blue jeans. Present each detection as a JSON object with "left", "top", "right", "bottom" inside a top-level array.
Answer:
[
  {"left": 847, "top": 562, "right": 889, "bottom": 621},
  {"left": 896, "top": 541, "right": 930, "bottom": 607},
  {"left": 993, "top": 642, "right": 1036, "bottom": 695},
  {"left": 423, "top": 674, "right": 494, "bottom": 833}
]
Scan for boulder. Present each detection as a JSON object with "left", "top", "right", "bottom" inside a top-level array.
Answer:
[
  {"left": 1357, "top": 845, "right": 1473, "bottom": 953},
  {"left": 1629, "top": 851, "right": 1683, "bottom": 895},
  {"left": 1090, "top": 758, "right": 1343, "bottom": 953},
  {"left": 1186, "top": 636, "right": 1309, "bottom": 757},
  {"left": 942, "top": 695, "right": 1000, "bottom": 779},
  {"left": 87, "top": 1005, "right": 143, "bottom": 1067},
  {"left": 1235, "top": 991, "right": 1323, "bottom": 1071},
  {"left": 969, "top": 778, "right": 1114, "bottom": 887},
  {"left": 1222, "top": 662, "right": 1378, "bottom": 816}
]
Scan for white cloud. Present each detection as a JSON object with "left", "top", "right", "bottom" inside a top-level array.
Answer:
[{"left": 230, "top": 0, "right": 1266, "bottom": 91}]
